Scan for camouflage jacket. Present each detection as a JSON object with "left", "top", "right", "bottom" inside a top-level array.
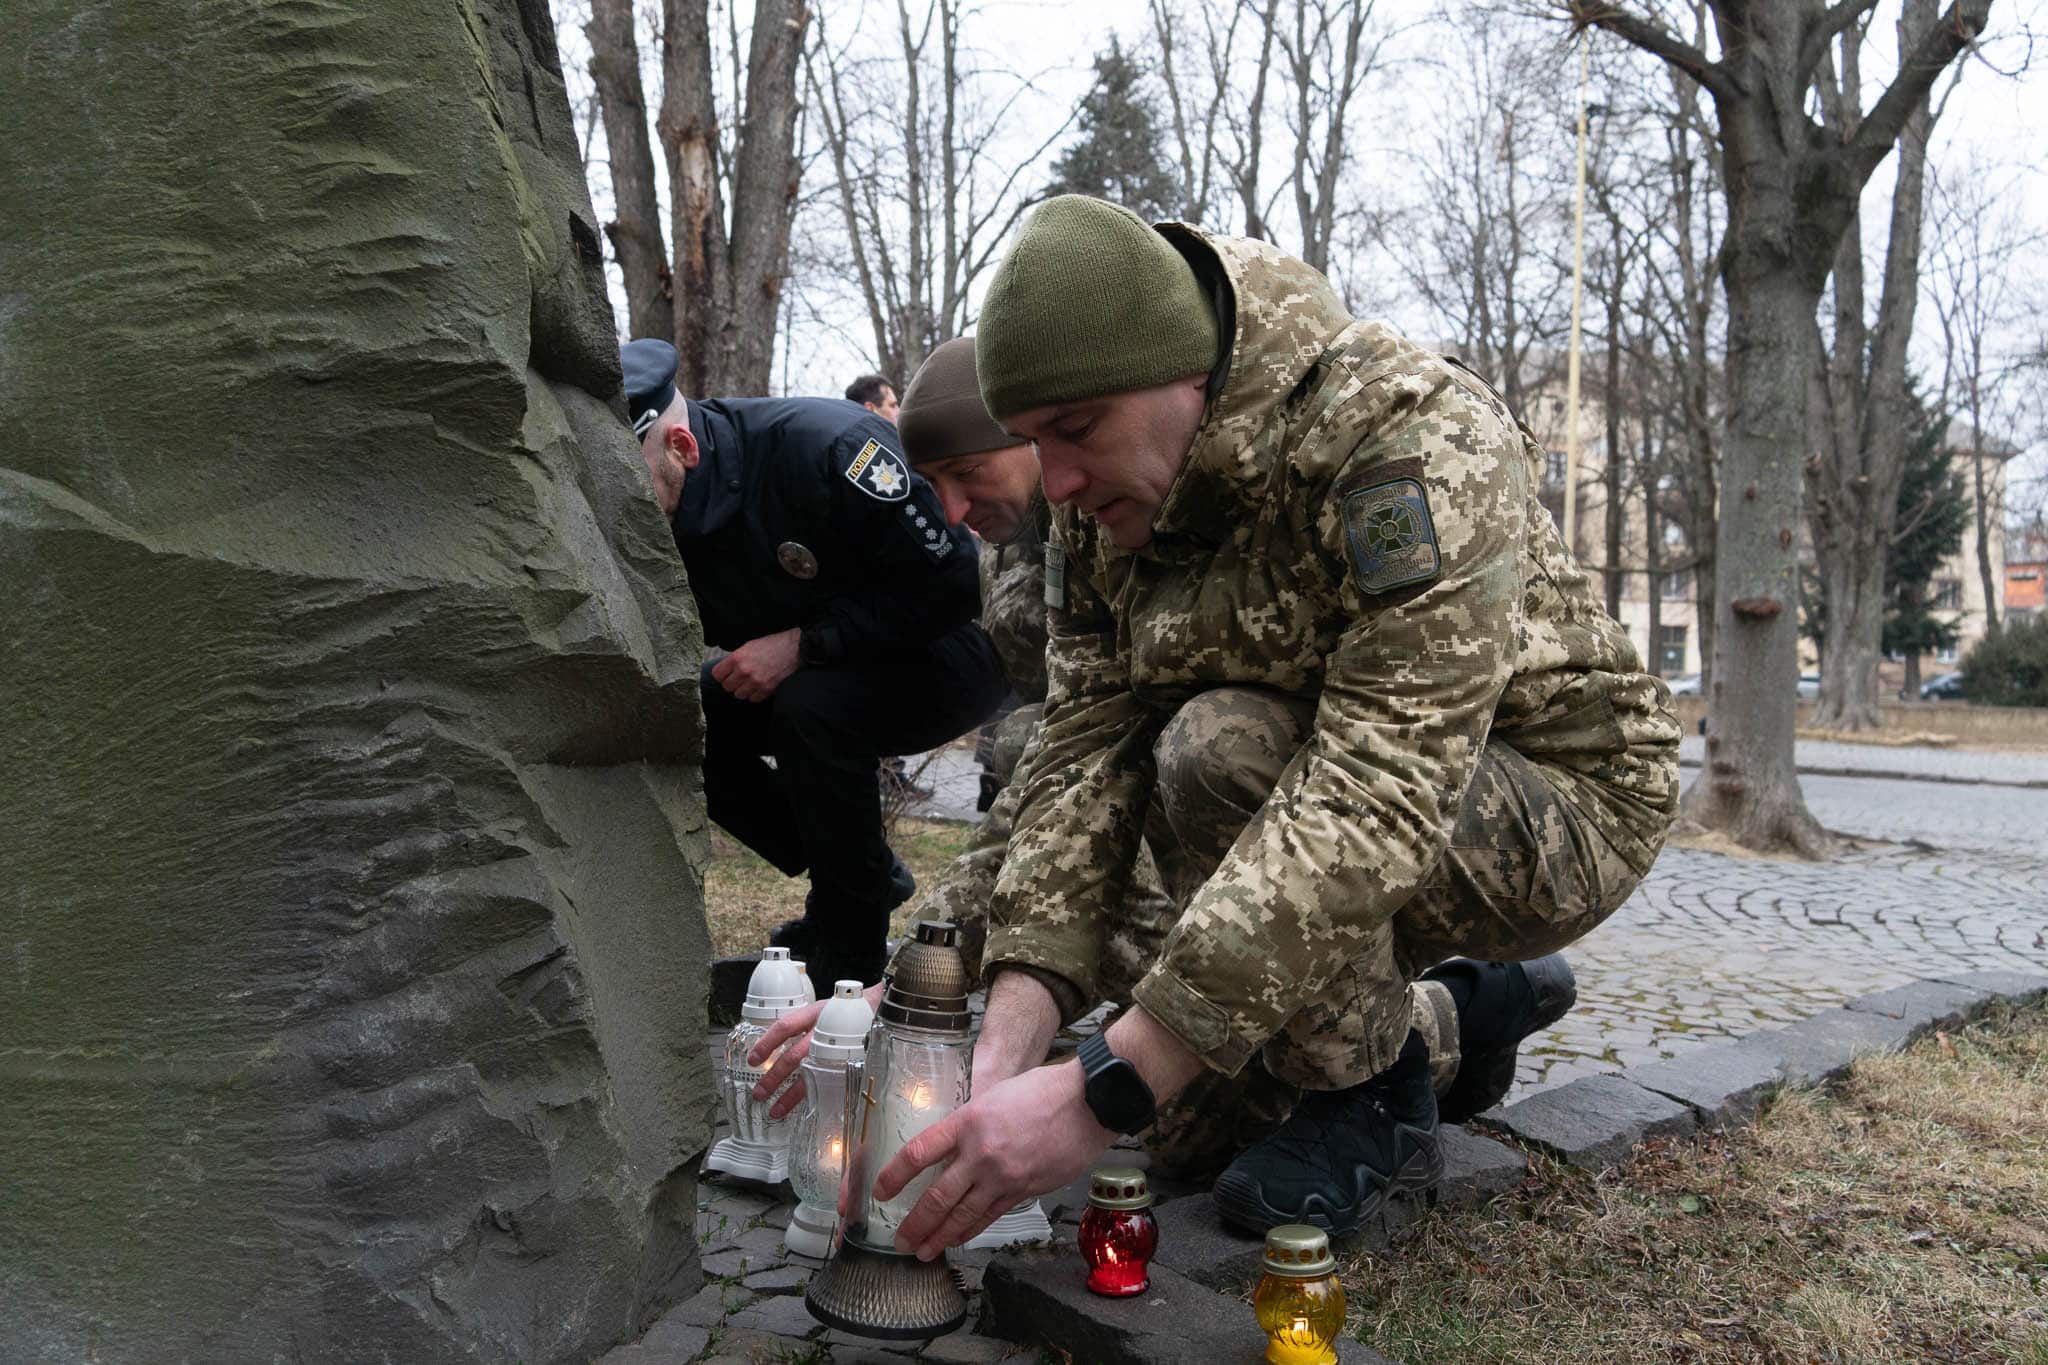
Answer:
[
  {"left": 983, "top": 227, "right": 1680, "bottom": 1076},
  {"left": 977, "top": 493, "right": 1052, "bottom": 704}
]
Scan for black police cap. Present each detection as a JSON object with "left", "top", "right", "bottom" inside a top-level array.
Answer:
[{"left": 623, "top": 338, "right": 679, "bottom": 437}]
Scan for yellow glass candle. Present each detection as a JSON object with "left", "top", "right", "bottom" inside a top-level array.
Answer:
[{"left": 1253, "top": 1224, "right": 1345, "bottom": 1365}]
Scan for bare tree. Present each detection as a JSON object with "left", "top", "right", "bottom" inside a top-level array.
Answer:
[
  {"left": 1278, "top": 0, "right": 1388, "bottom": 272},
  {"left": 802, "top": 0, "right": 1078, "bottom": 383},
  {"left": 659, "top": 0, "right": 808, "bottom": 395},
  {"left": 1382, "top": 12, "right": 1573, "bottom": 415},
  {"left": 1803, "top": 0, "right": 1944, "bottom": 731},
  {"left": 1929, "top": 157, "right": 2041, "bottom": 645},
  {"left": 587, "top": 0, "right": 675, "bottom": 339},
  {"left": 1562, "top": 0, "right": 1992, "bottom": 857}
]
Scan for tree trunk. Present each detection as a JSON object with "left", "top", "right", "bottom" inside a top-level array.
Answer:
[
  {"left": 589, "top": 0, "right": 676, "bottom": 340},
  {"left": 1970, "top": 401, "right": 2002, "bottom": 640},
  {"left": 660, "top": 0, "right": 727, "bottom": 395},
  {"left": 2, "top": 0, "right": 712, "bottom": 1355},
  {"left": 1808, "top": 0, "right": 1937, "bottom": 732},
  {"left": 1683, "top": 265, "right": 1834, "bottom": 856}
]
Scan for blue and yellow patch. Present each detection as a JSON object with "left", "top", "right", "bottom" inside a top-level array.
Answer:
[{"left": 1341, "top": 476, "right": 1441, "bottom": 595}]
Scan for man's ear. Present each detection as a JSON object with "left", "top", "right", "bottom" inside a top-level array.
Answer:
[{"left": 666, "top": 421, "right": 701, "bottom": 470}]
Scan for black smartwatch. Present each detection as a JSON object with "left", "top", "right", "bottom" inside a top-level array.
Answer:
[{"left": 1076, "top": 1032, "right": 1157, "bottom": 1135}]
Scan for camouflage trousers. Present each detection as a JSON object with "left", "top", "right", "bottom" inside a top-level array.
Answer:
[
  {"left": 1141, "top": 686, "right": 1653, "bottom": 1179},
  {"left": 930, "top": 704, "right": 1177, "bottom": 989}
]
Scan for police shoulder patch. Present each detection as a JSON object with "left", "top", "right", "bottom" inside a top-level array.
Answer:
[
  {"left": 1341, "top": 476, "right": 1441, "bottom": 595},
  {"left": 843, "top": 437, "right": 910, "bottom": 502}
]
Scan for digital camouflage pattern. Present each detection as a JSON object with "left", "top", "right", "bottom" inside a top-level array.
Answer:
[
  {"left": 978, "top": 492, "right": 1054, "bottom": 703},
  {"left": 983, "top": 225, "right": 1681, "bottom": 1086}
]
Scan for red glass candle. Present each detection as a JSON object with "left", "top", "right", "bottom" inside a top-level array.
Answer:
[{"left": 1078, "top": 1165, "right": 1158, "bottom": 1297}]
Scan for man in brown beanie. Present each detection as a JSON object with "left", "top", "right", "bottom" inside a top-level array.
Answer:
[{"left": 756, "top": 196, "right": 1680, "bottom": 1252}]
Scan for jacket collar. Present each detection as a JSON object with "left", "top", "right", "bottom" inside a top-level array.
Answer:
[
  {"left": 1142, "top": 226, "right": 1354, "bottom": 552},
  {"left": 672, "top": 399, "right": 742, "bottom": 540}
]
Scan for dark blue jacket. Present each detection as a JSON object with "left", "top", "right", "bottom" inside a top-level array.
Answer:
[{"left": 671, "top": 397, "right": 980, "bottom": 665}]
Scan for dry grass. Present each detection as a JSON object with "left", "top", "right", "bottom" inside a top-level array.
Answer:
[
  {"left": 701, "top": 816, "right": 973, "bottom": 957},
  {"left": 1349, "top": 1003, "right": 2048, "bottom": 1364}
]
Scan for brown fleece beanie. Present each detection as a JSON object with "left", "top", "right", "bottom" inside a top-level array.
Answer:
[
  {"left": 898, "top": 336, "right": 1015, "bottom": 466},
  {"left": 975, "top": 195, "right": 1218, "bottom": 419}
]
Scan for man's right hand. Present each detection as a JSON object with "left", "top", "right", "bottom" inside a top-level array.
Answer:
[{"left": 748, "top": 980, "right": 885, "bottom": 1120}]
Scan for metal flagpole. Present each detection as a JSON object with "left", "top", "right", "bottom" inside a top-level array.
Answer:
[{"left": 1563, "top": 31, "right": 1590, "bottom": 557}]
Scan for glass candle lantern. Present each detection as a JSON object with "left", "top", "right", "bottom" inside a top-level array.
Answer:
[
  {"left": 785, "top": 978, "right": 874, "bottom": 1257},
  {"left": 805, "top": 921, "right": 975, "bottom": 1340},
  {"left": 1078, "top": 1165, "right": 1157, "bottom": 1296},
  {"left": 704, "top": 947, "right": 806, "bottom": 1183},
  {"left": 1253, "top": 1224, "right": 1346, "bottom": 1365}
]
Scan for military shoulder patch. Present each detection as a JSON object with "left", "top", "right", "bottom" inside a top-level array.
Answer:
[
  {"left": 843, "top": 437, "right": 910, "bottom": 502},
  {"left": 1043, "top": 544, "right": 1066, "bottom": 609},
  {"left": 1341, "top": 476, "right": 1441, "bottom": 595}
]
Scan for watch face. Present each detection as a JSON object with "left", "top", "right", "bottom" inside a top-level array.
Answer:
[{"left": 1088, "top": 1058, "right": 1154, "bottom": 1134}]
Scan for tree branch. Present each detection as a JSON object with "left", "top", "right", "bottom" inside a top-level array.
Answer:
[
  {"left": 1845, "top": 0, "right": 1993, "bottom": 182},
  {"left": 1565, "top": 2, "right": 1738, "bottom": 102},
  {"left": 1800, "top": 0, "right": 1885, "bottom": 87}
]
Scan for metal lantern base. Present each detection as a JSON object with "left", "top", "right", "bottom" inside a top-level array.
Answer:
[
  {"left": 783, "top": 1200, "right": 836, "bottom": 1259},
  {"left": 963, "top": 1199, "right": 1052, "bottom": 1251},
  {"left": 804, "top": 1239, "right": 968, "bottom": 1340},
  {"left": 703, "top": 1136, "right": 789, "bottom": 1185}
]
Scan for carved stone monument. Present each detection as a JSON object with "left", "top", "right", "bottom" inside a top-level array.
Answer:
[{"left": 0, "top": 2, "right": 712, "bottom": 1359}]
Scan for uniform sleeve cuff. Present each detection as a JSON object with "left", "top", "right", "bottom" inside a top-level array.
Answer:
[
  {"left": 1130, "top": 965, "right": 1260, "bottom": 1077},
  {"left": 982, "top": 933, "right": 1094, "bottom": 1027}
]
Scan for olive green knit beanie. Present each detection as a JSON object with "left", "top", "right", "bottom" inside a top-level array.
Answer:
[
  {"left": 898, "top": 336, "right": 1014, "bottom": 465},
  {"left": 975, "top": 195, "right": 1219, "bottom": 419}
]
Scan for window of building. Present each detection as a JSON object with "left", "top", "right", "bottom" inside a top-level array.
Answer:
[
  {"left": 1655, "top": 625, "right": 1688, "bottom": 677},
  {"left": 1933, "top": 578, "right": 1963, "bottom": 611},
  {"left": 1544, "top": 450, "right": 1566, "bottom": 486},
  {"left": 1936, "top": 642, "right": 1960, "bottom": 664},
  {"left": 1660, "top": 568, "right": 1689, "bottom": 599}
]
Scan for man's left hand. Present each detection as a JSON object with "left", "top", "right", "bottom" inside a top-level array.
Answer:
[
  {"left": 713, "top": 628, "right": 802, "bottom": 701},
  {"left": 871, "top": 1060, "right": 1113, "bottom": 1260}
]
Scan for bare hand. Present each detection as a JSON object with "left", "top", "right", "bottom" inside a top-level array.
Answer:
[
  {"left": 713, "top": 628, "right": 802, "bottom": 702},
  {"left": 748, "top": 980, "right": 886, "bottom": 1120},
  {"left": 872, "top": 1060, "right": 1114, "bottom": 1260}
]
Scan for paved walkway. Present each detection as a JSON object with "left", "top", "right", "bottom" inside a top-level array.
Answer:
[
  {"left": 903, "top": 738, "right": 2048, "bottom": 1102},
  {"left": 1678, "top": 734, "right": 2048, "bottom": 787}
]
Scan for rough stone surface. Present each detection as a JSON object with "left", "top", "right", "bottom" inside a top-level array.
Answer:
[
  {"left": 1734, "top": 1007, "right": 1920, "bottom": 1088},
  {"left": 1148, "top": 1193, "right": 1268, "bottom": 1290},
  {"left": 694, "top": 1328, "right": 824, "bottom": 1364},
  {"left": 1844, "top": 979, "right": 1996, "bottom": 1034},
  {"left": 982, "top": 1250, "right": 1398, "bottom": 1365},
  {"left": 1437, "top": 1124, "right": 1528, "bottom": 1206},
  {"left": 0, "top": 2, "right": 714, "bottom": 1361},
  {"left": 725, "top": 1293, "right": 825, "bottom": 1339},
  {"left": 595, "top": 1315, "right": 713, "bottom": 1364},
  {"left": 1623, "top": 1043, "right": 1787, "bottom": 1130},
  {"left": 1480, "top": 1074, "right": 1696, "bottom": 1170},
  {"left": 742, "top": 1264, "right": 814, "bottom": 1295}
]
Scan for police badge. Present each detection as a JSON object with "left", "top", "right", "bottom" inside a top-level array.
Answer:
[
  {"left": 778, "top": 541, "right": 819, "bottom": 579},
  {"left": 842, "top": 438, "right": 911, "bottom": 503}
]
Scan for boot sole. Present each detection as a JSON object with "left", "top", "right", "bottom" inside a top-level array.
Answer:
[
  {"left": 1211, "top": 1126, "right": 1444, "bottom": 1240},
  {"left": 1437, "top": 953, "right": 1577, "bottom": 1124}
]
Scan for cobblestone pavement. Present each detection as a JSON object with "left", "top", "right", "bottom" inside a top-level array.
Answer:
[
  {"left": 904, "top": 742, "right": 2047, "bottom": 1102},
  {"left": 1520, "top": 769, "right": 2047, "bottom": 1094}
]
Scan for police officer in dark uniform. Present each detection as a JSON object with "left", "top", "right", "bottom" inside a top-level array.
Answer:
[{"left": 623, "top": 339, "right": 1006, "bottom": 987}]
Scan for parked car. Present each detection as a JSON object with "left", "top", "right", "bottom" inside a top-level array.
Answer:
[
  {"left": 1665, "top": 673, "right": 1702, "bottom": 697},
  {"left": 1920, "top": 672, "right": 1966, "bottom": 700},
  {"left": 1795, "top": 674, "right": 1821, "bottom": 699}
]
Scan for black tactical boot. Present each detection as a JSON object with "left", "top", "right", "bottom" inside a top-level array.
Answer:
[
  {"left": 1211, "top": 1031, "right": 1441, "bottom": 1238},
  {"left": 768, "top": 858, "right": 916, "bottom": 957},
  {"left": 1421, "top": 953, "right": 1577, "bottom": 1123}
]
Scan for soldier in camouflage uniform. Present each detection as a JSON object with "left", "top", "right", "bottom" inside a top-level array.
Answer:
[
  {"left": 891, "top": 337, "right": 1178, "bottom": 990},
  {"left": 755, "top": 197, "right": 1678, "bottom": 1256}
]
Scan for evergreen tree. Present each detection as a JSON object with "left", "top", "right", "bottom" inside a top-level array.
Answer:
[{"left": 1046, "top": 38, "right": 1180, "bottom": 222}]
